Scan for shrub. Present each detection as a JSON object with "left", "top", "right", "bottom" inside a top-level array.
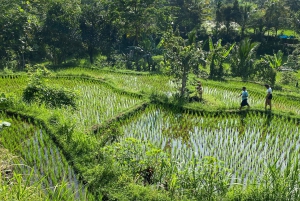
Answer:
[
  {"left": 23, "top": 84, "right": 77, "bottom": 108},
  {"left": 255, "top": 60, "right": 277, "bottom": 86},
  {"left": 280, "top": 72, "right": 297, "bottom": 85},
  {"left": 23, "top": 64, "right": 77, "bottom": 108},
  {"left": 273, "top": 84, "right": 283, "bottom": 91},
  {"left": 0, "top": 93, "right": 12, "bottom": 109}
]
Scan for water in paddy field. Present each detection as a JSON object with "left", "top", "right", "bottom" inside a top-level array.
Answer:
[
  {"left": 0, "top": 115, "right": 90, "bottom": 200},
  {"left": 23, "top": 129, "right": 89, "bottom": 200},
  {"left": 121, "top": 107, "right": 300, "bottom": 185}
]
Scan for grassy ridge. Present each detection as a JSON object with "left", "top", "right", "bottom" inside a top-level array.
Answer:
[
  {"left": 1, "top": 67, "right": 300, "bottom": 200},
  {"left": 55, "top": 67, "right": 300, "bottom": 117},
  {"left": 0, "top": 114, "right": 93, "bottom": 201}
]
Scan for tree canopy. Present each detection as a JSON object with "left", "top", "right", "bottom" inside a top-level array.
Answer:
[{"left": 1, "top": 0, "right": 299, "bottom": 90}]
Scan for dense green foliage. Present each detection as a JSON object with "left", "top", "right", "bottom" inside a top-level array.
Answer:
[
  {"left": 1, "top": 0, "right": 300, "bottom": 74},
  {"left": 23, "top": 84, "right": 78, "bottom": 108},
  {"left": 22, "top": 64, "right": 78, "bottom": 108}
]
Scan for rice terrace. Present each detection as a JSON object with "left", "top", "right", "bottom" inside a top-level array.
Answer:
[{"left": 1, "top": 0, "right": 300, "bottom": 200}]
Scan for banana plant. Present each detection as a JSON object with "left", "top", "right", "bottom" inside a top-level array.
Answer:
[
  {"left": 263, "top": 50, "right": 283, "bottom": 70},
  {"left": 207, "top": 37, "right": 235, "bottom": 78}
]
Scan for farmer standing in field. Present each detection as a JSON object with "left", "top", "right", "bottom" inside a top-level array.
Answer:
[
  {"left": 239, "top": 87, "right": 250, "bottom": 110},
  {"left": 196, "top": 81, "right": 203, "bottom": 100},
  {"left": 265, "top": 84, "right": 272, "bottom": 110}
]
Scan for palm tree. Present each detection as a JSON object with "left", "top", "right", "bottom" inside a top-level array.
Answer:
[{"left": 231, "top": 38, "right": 260, "bottom": 80}]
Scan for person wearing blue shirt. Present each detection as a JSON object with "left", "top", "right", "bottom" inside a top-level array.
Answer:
[{"left": 239, "top": 87, "right": 250, "bottom": 110}]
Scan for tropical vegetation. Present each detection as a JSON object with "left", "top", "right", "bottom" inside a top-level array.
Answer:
[{"left": 1, "top": 0, "right": 300, "bottom": 201}]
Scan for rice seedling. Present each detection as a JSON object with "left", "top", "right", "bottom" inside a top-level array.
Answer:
[
  {"left": 55, "top": 67, "right": 177, "bottom": 94},
  {"left": 198, "top": 84, "right": 300, "bottom": 114},
  {"left": 55, "top": 67, "right": 300, "bottom": 116},
  {"left": 0, "top": 74, "right": 144, "bottom": 135},
  {"left": 0, "top": 113, "right": 93, "bottom": 200},
  {"left": 43, "top": 77, "right": 144, "bottom": 132},
  {"left": 1, "top": 68, "right": 300, "bottom": 200},
  {"left": 0, "top": 75, "right": 28, "bottom": 96},
  {"left": 117, "top": 105, "right": 300, "bottom": 188}
]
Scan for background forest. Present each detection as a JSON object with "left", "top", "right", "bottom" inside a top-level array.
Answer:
[{"left": 1, "top": 0, "right": 300, "bottom": 79}]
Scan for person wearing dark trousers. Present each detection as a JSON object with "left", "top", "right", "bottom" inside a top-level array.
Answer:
[
  {"left": 239, "top": 87, "right": 250, "bottom": 110},
  {"left": 265, "top": 84, "right": 272, "bottom": 110},
  {"left": 196, "top": 81, "right": 203, "bottom": 100}
]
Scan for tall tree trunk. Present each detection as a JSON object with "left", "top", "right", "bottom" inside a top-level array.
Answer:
[
  {"left": 241, "top": 25, "right": 245, "bottom": 38},
  {"left": 180, "top": 64, "right": 188, "bottom": 97},
  {"left": 22, "top": 52, "right": 25, "bottom": 70},
  {"left": 209, "top": 54, "right": 216, "bottom": 78},
  {"left": 136, "top": 55, "right": 141, "bottom": 71},
  {"left": 89, "top": 46, "right": 94, "bottom": 64}
]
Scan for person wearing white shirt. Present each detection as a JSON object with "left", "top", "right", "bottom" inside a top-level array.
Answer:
[{"left": 264, "top": 84, "right": 272, "bottom": 110}]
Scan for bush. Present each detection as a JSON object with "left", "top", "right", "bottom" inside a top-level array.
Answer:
[
  {"left": 110, "top": 183, "right": 172, "bottom": 201},
  {"left": 255, "top": 60, "right": 277, "bottom": 86},
  {"left": 280, "top": 72, "right": 297, "bottom": 85},
  {"left": 273, "top": 84, "right": 282, "bottom": 91},
  {"left": 0, "top": 93, "right": 8, "bottom": 109},
  {"left": 152, "top": 55, "right": 164, "bottom": 72},
  {"left": 0, "top": 93, "right": 13, "bottom": 109},
  {"left": 23, "top": 64, "right": 77, "bottom": 108},
  {"left": 23, "top": 84, "right": 77, "bottom": 108}
]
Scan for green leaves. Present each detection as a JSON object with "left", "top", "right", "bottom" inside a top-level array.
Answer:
[
  {"left": 231, "top": 38, "right": 259, "bottom": 80},
  {"left": 22, "top": 82, "right": 78, "bottom": 109},
  {"left": 42, "top": 1, "right": 81, "bottom": 65},
  {"left": 161, "top": 30, "right": 205, "bottom": 97},
  {"left": 23, "top": 66, "right": 77, "bottom": 108},
  {"left": 0, "top": 93, "right": 9, "bottom": 110},
  {"left": 207, "top": 37, "right": 235, "bottom": 78},
  {"left": 263, "top": 50, "right": 284, "bottom": 69}
]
